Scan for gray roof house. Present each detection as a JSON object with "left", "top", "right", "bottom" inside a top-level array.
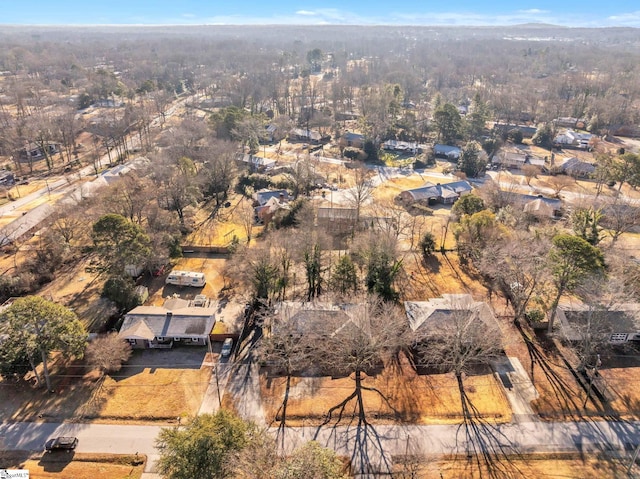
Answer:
[
  {"left": 236, "top": 153, "right": 277, "bottom": 172},
  {"left": 383, "top": 140, "right": 421, "bottom": 154},
  {"left": 398, "top": 180, "right": 472, "bottom": 205},
  {"left": 491, "top": 151, "right": 527, "bottom": 169},
  {"left": 433, "top": 144, "right": 462, "bottom": 161},
  {"left": 254, "top": 189, "right": 290, "bottom": 206},
  {"left": 492, "top": 123, "right": 538, "bottom": 138},
  {"left": 340, "top": 131, "right": 365, "bottom": 148},
  {"left": 557, "top": 303, "right": 640, "bottom": 344},
  {"left": 561, "top": 157, "right": 596, "bottom": 177},
  {"left": 289, "top": 128, "right": 330, "bottom": 144},
  {"left": 119, "top": 298, "right": 216, "bottom": 349},
  {"left": 553, "top": 130, "right": 594, "bottom": 150}
]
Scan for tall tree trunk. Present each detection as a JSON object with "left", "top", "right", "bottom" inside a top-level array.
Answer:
[
  {"left": 40, "top": 348, "right": 52, "bottom": 392},
  {"left": 28, "top": 355, "right": 42, "bottom": 388},
  {"left": 548, "top": 286, "right": 564, "bottom": 333},
  {"left": 355, "top": 369, "right": 366, "bottom": 422}
]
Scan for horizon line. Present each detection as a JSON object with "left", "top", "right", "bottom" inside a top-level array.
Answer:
[{"left": 0, "top": 22, "right": 636, "bottom": 28}]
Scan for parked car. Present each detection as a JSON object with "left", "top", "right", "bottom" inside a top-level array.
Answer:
[
  {"left": 45, "top": 436, "right": 78, "bottom": 453},
  {"left": 221, "top": 338, "right": 233, "bottom": 358}
]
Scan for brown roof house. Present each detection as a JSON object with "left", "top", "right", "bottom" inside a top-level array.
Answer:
[
  {"left": 119, "top": 297, "right": 216, "bottom": 349},
  {"left": 269, "top": 301, "right": 384, "bottom": 376},
  {"left": 404, "top": 294, "right": 499, "bottom": 336}
]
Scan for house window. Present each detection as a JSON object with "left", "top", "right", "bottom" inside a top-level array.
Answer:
[
  {"left": 127, "top": 339, "right": 136, "bottom": 345},
  {"left": 610, "top": 333, "right": 628, "bottom": 342},
  {"left": 173, "top": 337, "right": 181, "bottom": 342},
  {"left": 192, "top": 338, "right": 200, "bottom": 342},
  {"left": 157, "top": 337, "right": 164, "bottom": 341}
]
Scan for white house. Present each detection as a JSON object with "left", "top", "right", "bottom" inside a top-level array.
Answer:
[{"left": 433, "top": 144, "right": 462, "bottom": 161}]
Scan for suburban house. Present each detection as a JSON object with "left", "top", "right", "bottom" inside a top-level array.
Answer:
[
  {"left": 335, "top": 111, "right": 360, "bottom": 121},
  {"left": 382, "top": 140, "right": 422, "bottom": 155},
  {"left": 19, "top": 142, "right": 60, "bottom": 162},
  {"left": 317, "top": 207, "right": 358, "bottom": 235},
  {"left": 118, "top": 296, "right": 216, "bottom": 349},
  {"left": 272, "top": 301, "right": 351, "bottom": 339},
  {"left": 100, "top": 157, "right": 149, "bottom": 184},
  {"left": 264, "top": 124, "right": 282, "bottom": 143},
  {"left": 269, "top": 301, "right": 381, "bottom": 375},
  {"left": 340, "top": 131, "right": 365, "bottom": 149},
  {"left": 561, "top": 157, "right": 596, "bottom": 178},
  {"left": 433, "top": 144, "right": 462, "bottom": 161},
  {"left": 253, "top": 189, "right": 290, "bottom": 225},
  {"left": 491, "top": 151, "right": 526, "bottom": 169},
  {"left": 557, "top": 303, "right": 640, "bottom": 344},
  {"left": 404, "top": 293, "right": 500, "bottom": 338},
  {"left": 236, "top": 153, "right": 277, "bottom": 172},
  {"left": 522, "top": 196, "right": 563, "bottom": 219},
  {"left": 397, "top": 180, "right": 473, "bottom": 206},
  {"left": 289, "top": 128, "right": 330, "bottom": 145},
  {"left": 553, "top": 130, "right": 594, "bottom": 150},
  {"left": 0, "top": 170, "right": 15, "bottom": 187},
  {"left": 554, "top": 117, "right": 587, "bottom": 129},
  {"left": 254, "top": 189, "right": 290, "bottom": 206},
  {"left": 492, "top": 123, "right": 538, "bottom": 138}
]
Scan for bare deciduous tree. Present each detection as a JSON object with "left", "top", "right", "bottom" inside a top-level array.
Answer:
[
  {"left": 343, "top": 165, "right": 374, "bottom": 228},
  {"left": 601, "top": 198, "right": 640, "bottom": 244},
  {"left": 546, "top": 174, "right": 575, "bottom": 197},
  {"left": 478, "top": 234, "right": 551, "bottom": 320},
  {"left": 85, "top": 332, "right": 133, "bottom": 376},
  {"left": 415, "top": 296, "right": 502, "bottom": 382}
]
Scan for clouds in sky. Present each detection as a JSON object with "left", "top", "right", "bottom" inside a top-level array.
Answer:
[
  {"left": 173, "top": 8, "right": 640, "bottom": 27},
  {"left": 607, "top": 11, "right": 640, "bottom": 25}
]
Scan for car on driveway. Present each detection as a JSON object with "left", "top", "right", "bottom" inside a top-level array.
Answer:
[
  {"left": 45, "top": 436, "right": 78, "bottom": 453},
  {"left": 221, "top": 338, "right": 233, "bottom": 358}
]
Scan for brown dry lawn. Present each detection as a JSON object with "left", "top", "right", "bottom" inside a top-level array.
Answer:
[
  {"left": 0, "top": 350, "right": 210, "bottom": 424},
  {"left": 260, "top": 357, "right": 511, "bottom": 426},
  {"left": 371, "top": 174, "right": 447, "bottom": 203},
  {"left": 401, "top": 252, "right": 489, "bottom": 301},
  {"left": 0, "top": 452, "right": 144, "bottom": 479},
  {"left": 394, "top": 452, "right": 638, "bottom": 478}
]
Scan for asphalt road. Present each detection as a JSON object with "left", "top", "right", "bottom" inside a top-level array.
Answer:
[{"left": 2, "top": 418, "right": 640, "bottom": 474}]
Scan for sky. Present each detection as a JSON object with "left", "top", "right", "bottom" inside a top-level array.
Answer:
[{"left": 1, "top": 1, "right": 639, "bottom": 27}]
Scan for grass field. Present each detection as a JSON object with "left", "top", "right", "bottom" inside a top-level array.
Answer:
[
  {"left": 393, "top": 452, "right": 639, "bottom": 478},
  {"left": 260, "top": 356, "right": 510, "bottom": 427},
  {"left": 0, "top": 452, "right": 145, "bottom": 479},
  {"left": 0, "top": 349, "right": 211, "bottom": 424}
]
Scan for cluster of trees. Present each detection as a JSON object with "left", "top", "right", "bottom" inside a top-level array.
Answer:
[
  {"left": 156, "top": 410, "right": 348, "bottom": 479},
  {"left": 227, "top": 206, "right": 408, "bottom": 305},
  {"left": 3, "top": 25, "right": 640, "bottom": 177},
  {"left": 0, "top": 295, "right": 134, "bottom": 388},
  {"left": 452, "top": 188, "right": 637, "bottom": 345}
]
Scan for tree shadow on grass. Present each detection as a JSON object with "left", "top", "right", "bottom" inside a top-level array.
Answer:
[
  {"left": 312, "top": 370, "right": 399, "bottom": 476},
  {"left": 455, "top": 374, "right": 525, "bottom": 479},
  {"left": 271, "top": 373, "right": 292, "bottom": 449},
  {"left": 515, "top": 321, "right": 587, "bottom": 419}
]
